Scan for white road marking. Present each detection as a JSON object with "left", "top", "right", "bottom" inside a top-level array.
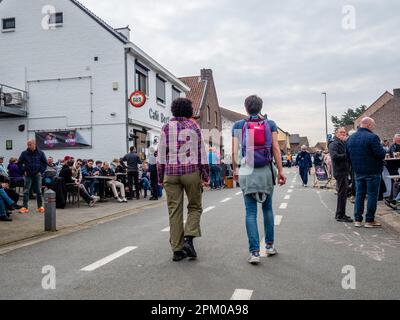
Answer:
[
  {"left": 235, "top": 191, "right": 242, "bottom": 196},
  {"left": 288, "top": 189, "right": 293, "bottom": 193},
  {"left": 221, "top": 198, "right": 232, "bottom": 203},
  {"left": 203, "top": 206, "right": 216, "bottom": 213},
  {"left": 231, "top": 289, "right": 253, "bottom": 300},
  {"left": 290, "top": 185, "right": 294, "bottom": 189},
  {"left": 275, "top": 215, "right": 283, "bottom": 225},
  {"left": 279, "top": 203, "right": 288, "bottom": 209},
  {"left": 81, "top": 247, "right": 138, "bottom": 272},
  {"left": 284, "top": 195, "right": 291, "bottom": 200}
]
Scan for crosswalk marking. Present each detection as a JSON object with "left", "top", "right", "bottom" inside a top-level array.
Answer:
[
  {"left": 81, "top": 247, "right": 138, "bottom": 272},
  {"left": 279, "top": 203, "right": 288, "bottom": 209},
  {"left": 231, "top": 289, "right": 253, "bottom": 300},
  {"left": 221, "top": 198, "right": 232, "bottom": 203}
]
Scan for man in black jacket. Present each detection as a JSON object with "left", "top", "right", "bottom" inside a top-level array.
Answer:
[{"left": 329, "top": 127, "right": 353, "bottom": 223}]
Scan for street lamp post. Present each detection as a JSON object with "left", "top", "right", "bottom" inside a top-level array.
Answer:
[{"left": 322, "top": 92, "right": 328, "bottom": 145}]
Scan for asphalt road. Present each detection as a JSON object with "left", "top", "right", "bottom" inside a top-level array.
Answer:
[{"left": 1, "top": 169, "right": 400, "bottom": 300}]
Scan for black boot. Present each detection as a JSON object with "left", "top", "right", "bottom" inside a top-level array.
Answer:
[
  {"left": 172, "top": 251, "right": 187, "bottom": 262},
  {"left": 183, "top": 236, "right": 197, "bottom": 259},
  {"left": 0, "top": 216, "right": 12, "bottom": 222}
]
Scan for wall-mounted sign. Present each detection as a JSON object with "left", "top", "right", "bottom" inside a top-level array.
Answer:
[
  {"left": 36, "top": 130, "right": 91, "bottom": 150},
  {"left": 129, "top": 91, "right": 146, "bottom": 108},
  {"left": 6, "top": 140, "right": 12, "bottom": 150}
]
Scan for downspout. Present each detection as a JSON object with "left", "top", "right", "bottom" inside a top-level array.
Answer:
[{"left": 124, "top": 47, "right": 131, "bottom": 153}]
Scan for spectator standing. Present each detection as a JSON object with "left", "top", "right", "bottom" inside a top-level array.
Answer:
[
  {"left": 328, "top": 127, "right": 353, "bottom": 223},
  {"left": 296, "top": 145, "right": 312, "bottom": 187},
  {"left": 158, "top": 98, "right": 209, "bottom": 262},
  {"left": 208, "top": 147, "right": 221, "bottom": 190},
  {"left": 123, "top": 147, "right": 142, "bottom": 200},
  {"left": 347, "top": 117, "right": 386, "bottom": 228},
  {"left": 18, "top": 140, "right": 47, "bottom": 214},
  {"left": 389, "top": 134, "right": 400, "bottom": 158}
]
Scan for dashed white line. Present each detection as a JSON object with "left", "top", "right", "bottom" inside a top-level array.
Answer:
[
  {"left": 203, "top": 206, "right": 216, "bottom": 213},
  {"left": 279, "top": 203, "right": 288, "bottom": 209},
  {"left": 231, "top": 289, "right": 253, "bottom": 300},
  {"left": 290, "top": 185, "right": 294, "bottom": 189},
  {"left": 284, "top": 195, "right": 291, "bottom": 200},
  {"left": 235, "top": 191, "right": 242, "bottom": 196},
  {"left": 221, "top": 198, "right": 232, "bottom": 203},
  {"left": 81, "top": 247, "right": 138, "bottom": 272},
  {"left": 161, "top": 226, "right": 170, "bottom": 232},
  {"left": 275, "top": 215, "right": 283, "bottom": 225},
  {"left": 288, "top": 189, "right": 293, "bottom": 193}
]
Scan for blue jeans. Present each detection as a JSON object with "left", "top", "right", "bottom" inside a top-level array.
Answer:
[
  {"left": 354, "top": 174, "right": 381, "bottom": 223},
  {"left": 244, "top": 193, "right": 274, "bottom": 253},
  {"left": 84, "top": 180, "right": 98, "bottom": 196},
  {"left": 299, "top": 167, "right": 309, "bottom": 185},
  {"left": 23, "top": 175, "right": 43, "bottom": 209},
  {"left": 0, "top": 189, "right": 14, "bottom": 217},
  {"left": 210, "top": 165, "right": 221, "bottom": 189}
]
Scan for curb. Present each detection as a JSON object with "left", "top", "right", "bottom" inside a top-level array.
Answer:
[{"left": 0, "top": 199, "right": 166, "bottom": 255}]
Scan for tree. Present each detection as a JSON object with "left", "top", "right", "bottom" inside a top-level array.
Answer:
[{"left": 331, "top": 105, "right": 367, "bottom": 129}]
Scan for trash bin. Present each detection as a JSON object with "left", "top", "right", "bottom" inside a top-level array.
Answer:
[{"left": 225, "top": 176, "right": 234, "bottom": 189}]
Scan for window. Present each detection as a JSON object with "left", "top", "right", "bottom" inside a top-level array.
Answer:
[
  {"left": 135, "top": 63, "right": 148, "bottom": 96},
  {"left": 172, "top": 86, "right": 181, "bottom": 102},
  {"left": 156, "top": 75, "right": 166, "bottom": 104},
  {"left": 49, "top": 12, "right": 63, "bottom": 25},
  {"left": 207, "top": 106, "right": 211, "bottom": 123},
  {"left": 2, "top": 18, "right": 15, "bottom": 30},
  {"left": 215, "top": 111, "right": 218, "bottom": 127}
]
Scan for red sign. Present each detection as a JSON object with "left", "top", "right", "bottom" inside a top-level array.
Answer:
[{"left": 129, "top": 91, "right": 146, "bottom": 108}]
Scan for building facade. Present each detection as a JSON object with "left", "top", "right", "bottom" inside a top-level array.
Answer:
[{"left": 0, "top": 0, "right": 188, "bottom": 162}]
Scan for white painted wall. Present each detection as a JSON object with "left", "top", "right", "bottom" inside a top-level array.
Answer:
[{"left": 221, "top": 116, "right": 234, "bottom": 164}]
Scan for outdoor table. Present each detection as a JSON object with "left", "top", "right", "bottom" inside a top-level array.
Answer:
[{"left": 84, "top": 176, "right": 114, "bottom": 201}]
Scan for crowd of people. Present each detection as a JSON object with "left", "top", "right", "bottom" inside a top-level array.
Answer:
[{"left": 0, "top": 142, "right": 162, "bottom": 222}]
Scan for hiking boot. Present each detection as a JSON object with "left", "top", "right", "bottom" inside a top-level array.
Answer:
[
  {"left": 365, "top": 221, "right": 382, "bottom": 228},
  {"left": 19, "top": 207, "right": 29, "bottom": 214},
  {"left": 0, "top": 216, "right": 12, "bottom": 222},
  {"left": 248, "top": 252, "right": 261, "bottom": 265},
  {"left": 172, "top": 251, "right": 187, "bottom": 262},
  {"left": 337, "top": 216, "right": 354, "bottom": 223},
  {"left": 183, "top": 237, "right": 197, "bottom": 259},
  {"left": 354, "top": 221, "right": 363, "bottom": 228}
]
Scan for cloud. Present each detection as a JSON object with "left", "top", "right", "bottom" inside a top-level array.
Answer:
[{"left": 78, "top": 0, "right": 400, "bottom": 143}]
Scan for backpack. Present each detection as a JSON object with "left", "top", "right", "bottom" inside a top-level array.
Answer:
[{"left": 241, "top": 117, "right": 273, "bottom": 168}]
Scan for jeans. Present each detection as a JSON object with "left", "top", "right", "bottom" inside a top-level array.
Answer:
[
  {"left": 354, "top": 174, "right": 381, "bottom": 223},
  {"left": 210, "top": 165, "right": 221, "bottom": 189},
  {"left": 23, "top": 175, "right": 43, "bottom": 208},
  {"left": 244, "top": 193, "right": 274, "bottom": 253},
  {"left": 0, "top": 189, "right": 14, "bottom": 217},
  {"left": 396, "top": 192, "right": 400, "bottom": 202},
  {"left": 299, "top": 166, "right": 309, "bottom": 185},
  {"left": 84, "top": 180, "right": 98, "bottom": 196}
]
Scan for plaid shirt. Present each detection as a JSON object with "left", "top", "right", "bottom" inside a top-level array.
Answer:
[{"left": 157, "top": 117, "right": 209, "bottom": 183}]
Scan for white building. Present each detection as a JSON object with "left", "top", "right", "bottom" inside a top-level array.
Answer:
[{"left": 0, "top": 0, "right": 189, "bottom": 162}]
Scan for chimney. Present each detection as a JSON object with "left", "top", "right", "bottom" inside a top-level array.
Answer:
[
  {"left": 201, "top": 69, "right": 213, "bottom": 81},
  {"left": 393, "top": 88, "right": 400, "bottom": 98},
  {"left": 115, "top": 26, "right": 131, "bottom": 41}
]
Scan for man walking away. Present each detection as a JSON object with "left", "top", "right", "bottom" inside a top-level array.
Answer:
[
  {"left": 329, "top": 127, "right": 353, "bottom": 223},
  {"left": 18, "top": 140, "right": 47, "bottom": 214},
  {"left": 296, "top": 145, "right": 312, "bottom": 187},
  {"left": 347, "top": 117, "right": 386, "bottom": 228},
  {"left": 123, "top": 147, "right": 142, "bottom": 200},
  {"left": 158, "top": 98, "right": 209, "bottom": 262},
  {"left": 209, "top": 147, "right": 221, "bottom": 190},
  {"left": 232, "top": 95, "right": 286, "bottom": 265}
]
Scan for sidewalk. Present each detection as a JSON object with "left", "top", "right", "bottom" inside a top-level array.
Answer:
[
  {"left": 0, "top": 197, "right": 165, "bottom": 248},
  {"left": 376, "top": 202, "right": 400, "bottom": 234}
]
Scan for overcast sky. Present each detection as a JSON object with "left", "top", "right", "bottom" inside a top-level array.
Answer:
[{"left": 79, "top": 0, "right": 400, "bottom": 144}]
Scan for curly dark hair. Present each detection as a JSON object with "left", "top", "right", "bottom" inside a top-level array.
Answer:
[{"left": 171, "top": 98, "right": 194, "bottom": 118}]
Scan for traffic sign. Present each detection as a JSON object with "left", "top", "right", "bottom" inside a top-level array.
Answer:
[{"left": 129, "top": 91, "right": 146, "bottom": 108}]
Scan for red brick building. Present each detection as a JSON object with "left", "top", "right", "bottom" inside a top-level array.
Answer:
[{"left": 354, "top": 88, "right": 400, "bottom": 141}]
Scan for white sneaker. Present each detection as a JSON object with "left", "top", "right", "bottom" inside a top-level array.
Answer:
[
  {"left": 122, "top": 198, "right": 128, "bottom": 203},
  {"left": 266, "top": 245, "right": 278, "bottom": 256},
  {"left": 117, "top": 197, "right": 124, "bottom": 203},
  {"left": 247, "top": 252, "right": 261, "bottom": 265},
  {"left": 91, "top": 196, "right": 99, "bottom": 204}
]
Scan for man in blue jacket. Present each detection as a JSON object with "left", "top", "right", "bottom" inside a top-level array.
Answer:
[
  {"left": 346, "top": 117, "right": 386, "bottom": 228},
  {"left": 18, "top": 139, "right": 47, "bottom": 214},
  {"left": 296, "top": 145, "right": 312, "bottom": 187}
]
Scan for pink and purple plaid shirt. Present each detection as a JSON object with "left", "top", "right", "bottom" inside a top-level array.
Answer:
[{"left": 157, "top": 117, "right": 209, "bottom": 183}]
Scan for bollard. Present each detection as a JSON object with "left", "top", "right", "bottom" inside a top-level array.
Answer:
[{"left": 44, "top": 189, "right": 57, "bottom": 232}]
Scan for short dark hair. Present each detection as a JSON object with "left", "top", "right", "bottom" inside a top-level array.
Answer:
[
  {"left": 171, "top": 98, "right": 194, "bottom": 118},
  {"left": 130, "top": 146, "right": 136, "bottom": 153},
  {"left": 87, "top": 159, "right": 94, "bottom": 163},
  {"left": 245, "top": 95, "right": 263, "bottom": 115},
  {"left": 96, "top": 161, "right": 102, "bottom": 165}
]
